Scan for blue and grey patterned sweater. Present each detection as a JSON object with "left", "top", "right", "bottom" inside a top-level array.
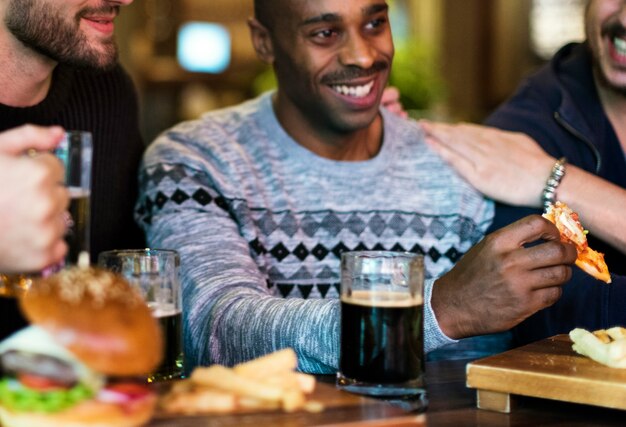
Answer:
[{"left": 137, "top": 92, "right": 494, "bottom": 373}]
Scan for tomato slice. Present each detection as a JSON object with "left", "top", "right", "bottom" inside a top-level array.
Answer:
[
  {"left": 104, "top": 382, "right": 152, "bottom": 399},
  {"left": 18, "top": 373, "right": 69, "bottom": 391}
]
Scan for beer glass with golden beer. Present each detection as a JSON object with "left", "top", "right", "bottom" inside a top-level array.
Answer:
[{"left": 0, "top": 131, "right": 92, "bottom": 299}]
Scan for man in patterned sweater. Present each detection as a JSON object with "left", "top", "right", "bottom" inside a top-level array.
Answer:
[{"left": 137, "top": 0, "right": 577, "bottom": 373}]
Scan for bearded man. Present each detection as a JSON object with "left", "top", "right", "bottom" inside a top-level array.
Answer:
[{"left": 0, "top": 0, "right": 143, "bottom": 339}]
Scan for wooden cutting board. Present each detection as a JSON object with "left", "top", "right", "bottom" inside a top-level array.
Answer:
[{"left": 466, "top": 334, "right": 626, "bottom": 413}]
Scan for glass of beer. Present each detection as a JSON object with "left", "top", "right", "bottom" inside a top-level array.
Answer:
[
  {"left": 337, "top": 251, "right": 426, "bottom": 405},
  {"left": 98, "top": 249, "right": 184, "bottom": 381},
  {"left": 0, "top": 131, "right": 92, "bottom": 300},
  {"left": 54, "top": 131, "right": 92, "bottom": 267}
]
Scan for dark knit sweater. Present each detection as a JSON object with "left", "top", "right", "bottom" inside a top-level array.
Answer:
[{"left": 0, "top": 63, "right": 146, "bottom": 338}]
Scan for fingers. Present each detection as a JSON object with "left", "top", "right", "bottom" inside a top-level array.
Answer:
[
  {"left": 0, "top": 147, "right": 69, "bottom": 272},
  {"left": 423, "top": 134, "right": 476, "bottom": 176},
  {"left": 490, "top": 215, "right": 577, "bottom": 286},
  {"left": 490, "top": 215, "right": 563, "bottom": 249},
  {"left": 519, "top": 258, "right": 574, "bottom": 290},
  {"left": 0, "top": 210, "right": 68, "bottom": 273},
  {"left": 421, "top": 122, "right": 491, "bottom": 181},
  {"left": 31, "top": 152, "right": 66, "bottom": 186},
  {"left": 0, "top": 125, "right": 65, "bottom": 156},
  {"left": 381, "top": 86, "right": 401, "bottom": 104},
  {"left": 381, "top": 86, "right": 408, "bottom": 118},
  {"left": 421, "top": 121, "right": 485, "bottom": 155},
  {"left": 528, "top": 285, "right": 563, "bottom": 312}
]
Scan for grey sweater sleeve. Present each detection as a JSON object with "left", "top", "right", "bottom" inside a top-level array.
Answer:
[
  {"left": 139, "top": 163, "right": 454, "bottom": 373},
  {"left": 142, "top": 182, "right": 340, "bottom": 373}
]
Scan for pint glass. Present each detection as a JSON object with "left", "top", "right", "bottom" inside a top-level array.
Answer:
[
  {"left": 55, "top": 131, "right": 92, "bottom": 266},
  {"left": 98, "top": 249, "right": 184, "bottom": 381},
  {"left": 337, "top": 251, "right": 426, "bottom": 404},
  {"left": 0, "top": 131, "right": 92, "bottom": 299}
]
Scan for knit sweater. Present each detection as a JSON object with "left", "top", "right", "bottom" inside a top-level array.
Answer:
[
  {"left": 138, "top": 92, "right": 494, "bottom": 373},
  {"left": 0, "top": 63, "right": 146, "bottom": 339}
]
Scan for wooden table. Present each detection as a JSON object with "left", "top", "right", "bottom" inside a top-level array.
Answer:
[
  {"left": 150, "top": 378, "right": 425, "bottom": 426},
  {"left": 149, "top": 358, "right": 626, "bottom": 426},
  {"left": 427, "top": 358, "right": 625, "bottom": 426}
]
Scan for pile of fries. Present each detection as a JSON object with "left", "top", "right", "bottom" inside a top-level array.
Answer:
[
  {"left": 570, "top": 327, "right": 626, "bottom": 368},
  {"left": 160, "top": 348, "right": 324, "bottom": 415}
]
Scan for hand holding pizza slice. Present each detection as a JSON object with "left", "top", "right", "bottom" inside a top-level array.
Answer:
[{"left": 543, "top": 201, "right": 611, "bottom": 283}]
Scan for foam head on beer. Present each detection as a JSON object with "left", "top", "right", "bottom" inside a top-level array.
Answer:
[{"left": 0, "top": 266, "right": 163, "bottom": 427}]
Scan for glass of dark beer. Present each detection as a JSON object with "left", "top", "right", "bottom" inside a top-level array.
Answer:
[
  {"left": 337, "top": 251, "right": 425, "bottom": 404},
  {"left": 98, "top": 249, "right": 184, "bottom": 381}
]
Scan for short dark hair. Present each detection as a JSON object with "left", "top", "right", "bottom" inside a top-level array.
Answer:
[{"left": 254, "top": 0, "right": 274, "bottom": 28}]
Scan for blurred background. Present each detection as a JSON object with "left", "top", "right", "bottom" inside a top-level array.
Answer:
[{"left": 116, "top": 0, "right": 587, "bottom": 143}]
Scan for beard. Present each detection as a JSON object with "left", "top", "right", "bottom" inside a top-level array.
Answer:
[{"left": 5, "top": 0, "right": 119, "bottom": 70}]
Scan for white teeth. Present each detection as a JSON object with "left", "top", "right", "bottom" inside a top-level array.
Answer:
[
  {"left": 615, "top": 37, "right": 626, "bottom": 57},
  {"left": 331, "top": 81, "right": 374, "bottom": 98}
]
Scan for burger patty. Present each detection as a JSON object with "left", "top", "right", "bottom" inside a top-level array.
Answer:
[{"left": 0, "top": 350, "right": 78, "bottom": 385}]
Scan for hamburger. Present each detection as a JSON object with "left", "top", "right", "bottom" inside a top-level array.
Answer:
[{"left": 0, "top": 266, "right": 163, "bottom": 427}]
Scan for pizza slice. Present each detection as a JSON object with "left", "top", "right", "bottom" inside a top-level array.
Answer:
[{"left": 543, "top": 201, "right": 611, "bottom": 283}]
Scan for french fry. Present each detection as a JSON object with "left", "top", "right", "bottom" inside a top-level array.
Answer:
[
  {"left": 282, "top": 389, "right": 306, "bottom": 412},
  {"left": 261, "top": 371, "right": 316, "bottom": 393},
  {"left": 162, "top": 388, "right": 236, "bottom": 414},
  {"left": 191, "top": 364, "right": 286, "bottom": 402},
  {"left": 234, "top": 348, "right": 298, "bottom": 376},
  {"left": 238, "top": 396, "right": 281, "bottom": 411},
  {"left": 295, "top": 372, "right": 316, "bottom": 393},
  {"left": 159, "top": 348, "right": 322, "bottom": 416},
  {"left": 303, "top": 400, "right": 325, "bottom": 413}
]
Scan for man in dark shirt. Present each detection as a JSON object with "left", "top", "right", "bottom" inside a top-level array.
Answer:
[
  {"left": 0, "top": 0, "right": 144, "bottom": 338},
  {"left": 422, "top": 0, "right": 626, "bottom": 347}
]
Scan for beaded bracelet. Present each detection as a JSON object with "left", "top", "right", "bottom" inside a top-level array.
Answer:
[{"left": 542, "top": 157, "right": 567, "bottom": 212}]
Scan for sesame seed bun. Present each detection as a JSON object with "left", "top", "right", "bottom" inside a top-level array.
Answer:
[{"left": 19, "top": 267, "right": 163, "bottom": 377}]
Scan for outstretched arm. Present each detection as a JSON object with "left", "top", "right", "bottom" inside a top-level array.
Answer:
[
  {"left": 138, "top": 163, "right": 340, "bottom": 373},
  {"left": 421, "top": 121, "right": 626, "bottom": 255}
]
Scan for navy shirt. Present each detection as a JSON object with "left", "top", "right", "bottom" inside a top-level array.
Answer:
[{"left": 486, "top": 43, "right": 626, "bottom": 346}]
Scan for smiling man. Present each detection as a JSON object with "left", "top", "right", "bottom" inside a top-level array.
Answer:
[
  {"left": 0, "top": 0, "right": 144, "bottom": 339},
  {"left": 138, "top": 0, "right": 577, "bottom": 372},
  {"left": 421, "top": 0, "right": 626, "bottom": 349}
]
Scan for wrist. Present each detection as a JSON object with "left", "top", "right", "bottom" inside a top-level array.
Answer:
[
  {"left": 431, "top": 278, "right": 467, "bottom": 339},
  {"left": 541, "top": 157, "right": 567, "bottom": 212}
]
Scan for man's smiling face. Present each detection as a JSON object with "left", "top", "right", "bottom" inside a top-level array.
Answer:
[
  {"left": 586, "top": 0, "right": 626, "bottom": 94},
  {"left": 268, "top": 0, "right": 394, "bottom": 134}
]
